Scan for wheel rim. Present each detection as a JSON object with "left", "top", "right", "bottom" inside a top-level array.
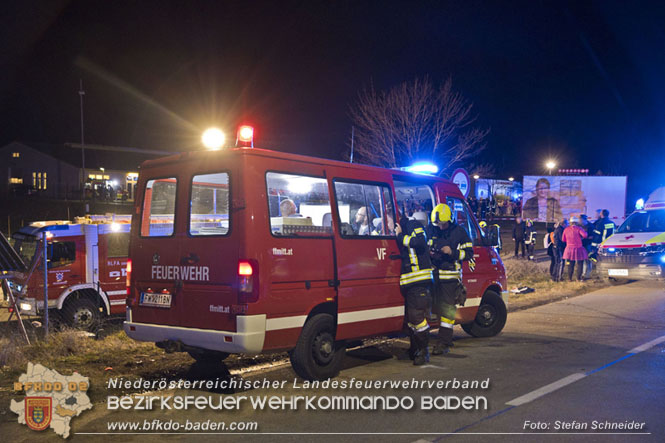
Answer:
[
  {"left": 476, "top": 303, "right": 497, "bottom": 328},
  {"left": 312, "top": 331, "right": 335, "bottom": 365},
  {"left": 73, "top": 306, "right": 95, "bottom": 329}
]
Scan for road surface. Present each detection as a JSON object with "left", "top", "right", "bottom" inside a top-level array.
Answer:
[{"left": 5, "top": 280, "right": 665, "bottom": 442}]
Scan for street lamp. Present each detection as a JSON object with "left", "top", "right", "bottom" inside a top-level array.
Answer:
[
  {"left": 202, "top": 128, "right": 225, "bottom": 150},
  {"left": 508, "top": 177, "right": 514, "bottom": 181},
  {"left": 473, "top": 174, "right": 480, "bottom": 180},
  {"left": 546, "top": 160, "right": 556, "bottom": 175}
]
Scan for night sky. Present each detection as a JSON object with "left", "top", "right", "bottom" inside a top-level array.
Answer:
[{"left": 2, "top": 0, "right": 665, "bottom": 203}]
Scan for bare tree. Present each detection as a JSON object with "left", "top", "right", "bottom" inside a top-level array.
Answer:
[{"left": 349, "top": 77, "right": 488, "bottom": 174}]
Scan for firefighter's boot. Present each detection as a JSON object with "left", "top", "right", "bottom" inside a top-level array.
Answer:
[
  {"left": 432, "top": 326, "right": 454, "bottom": 355},
  {"left": 408, "top": 332, "right": 418, "bottom": 360},
  {"left": 413, "top": 331, "right": 430, "bottom": 366}
]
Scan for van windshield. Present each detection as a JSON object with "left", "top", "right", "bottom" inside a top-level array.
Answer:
[{"left": 617, "top": 209, "right": 665, "bottom": 233}]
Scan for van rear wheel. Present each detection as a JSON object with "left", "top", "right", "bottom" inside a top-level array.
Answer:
[
  {"left": 290, "top": 313, "right": 345, "bottom": 380},
  {"left": 461, "top": 290, "right": 507, "bottom": 337}
]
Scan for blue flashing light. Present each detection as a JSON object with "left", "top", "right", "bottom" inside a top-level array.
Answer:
[
  {"left": 608, "top": 248, "right": 616, "bottom": 253},
  {"left": 403, "top": 162, "right": 439, "bottom": 175},
  {"left": 660, "top": 255, "right": 665, "bottom": 264},
  {"left": 635, "top": 198, "right": 645, "bottom": 210}
]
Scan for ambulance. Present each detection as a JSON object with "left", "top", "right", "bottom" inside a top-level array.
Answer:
[
  {"left": 597, "top": 187, "right": 665, "bottom": 282},
  {"left": 9, "top": 215, "right": 130, "bottom": 329},
  {"left": 124, "top": 130, "right": 508, "bottom": 380}
]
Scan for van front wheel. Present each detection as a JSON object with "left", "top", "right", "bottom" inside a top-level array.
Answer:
[{"left": 290, "top": 313, "right": 345, "bottom": 380}]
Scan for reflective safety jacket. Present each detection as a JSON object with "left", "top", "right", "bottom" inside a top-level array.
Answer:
[
  {"left": 426, "top": 222, "right": 474, "bottom": 280},
  {"left": 396, "top": 220, "right": 434, "bottom": 288},
  {"left": 593, "top": 217, "right": 616, "bottom": 247},
  {"left": 525, "top": 226, "right": 537, "bottom": 245}
]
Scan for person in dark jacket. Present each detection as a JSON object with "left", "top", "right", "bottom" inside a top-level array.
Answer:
[
  {"left": 426, "top": 204, "right": 474, "bottom": 355},
  {"left": 524, "top": 219, "right": 537, "bottom": 260},
  {"left": 590, "top": 209, "right": 616, "bottom": 261},
  {"left": 545, "top": 226, "right": 556, "bottom": 277},
  {"left": 552, "top": 218, "right": 569, "bottom": 281},
  {"left": 395, "top": 216, "right": 434, "bottom": 365},
  {"left": 512, "top": 216, "right": 526, "bottom": 258}
]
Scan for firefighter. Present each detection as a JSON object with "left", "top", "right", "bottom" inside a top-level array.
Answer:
[
  {"left": 395, "top": 215, "right": 434, "bottom": 365},
  {"left": 590, "top": 209, "right": 615, "bottom": 262},
  {"left": 427, "top": 204, "right": 474, "bottom": 355},
  {"left": 524, "top": 219, "right": 537, "bottom": 260}
]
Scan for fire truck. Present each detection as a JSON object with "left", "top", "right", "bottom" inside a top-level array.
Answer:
[
  {"left": 124, "top": 130, "right": 509, "bottom": 380},
  {"left": 9, "top": 215, "right": 130, "bottom": 330}
]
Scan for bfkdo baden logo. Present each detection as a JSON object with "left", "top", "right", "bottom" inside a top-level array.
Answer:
[
  {"left": 10, "top": 363, "right": 93, "bottom": 438},
  {"left": 25, "top": 397, "right": 52, "bottom": 431}
]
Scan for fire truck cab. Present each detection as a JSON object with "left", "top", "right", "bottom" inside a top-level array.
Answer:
[
  {"left": 9, "top": 215, "right": 130, "bottom": 329},
  {"left": 598, "top": 187, "right": 665, "bottom": 282},
  {"left": 124, "top": 147, "right": 508, "bottom": 380}
]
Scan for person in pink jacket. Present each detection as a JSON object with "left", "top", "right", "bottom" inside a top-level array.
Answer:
[{"left": 562, "top": 216, "right": 588, "bottom": 281}]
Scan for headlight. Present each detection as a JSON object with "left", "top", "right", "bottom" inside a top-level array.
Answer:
[
  {"left": 7, "top": 281, "right": 23, "bottom": 292},
  {"left": 19, "top": 302, "right": 33, "bottom": 311}
]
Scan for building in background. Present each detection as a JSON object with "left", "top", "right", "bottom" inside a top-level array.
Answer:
[{"left": 1, "top": 142, "right": 172, "bottom": 200}]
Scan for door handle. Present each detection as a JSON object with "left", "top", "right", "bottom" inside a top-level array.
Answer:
[{"left": 389, "top": 253, "right": 401, "bottom": 260}]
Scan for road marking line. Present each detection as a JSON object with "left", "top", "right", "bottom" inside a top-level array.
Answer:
[
  {"left": 420, "top": 364, "right": 445, "bottom": 370},
  {"left": 505, "top": 373, "right": 586, "bottom": 406},
  {"left": 627, "top": 334, "right": 665, "bottom": 354}
]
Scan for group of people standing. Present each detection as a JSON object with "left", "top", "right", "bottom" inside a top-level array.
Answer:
[
  {"left": 545, "top": 209, "right": 616, "bottom": 281},
  {"left": 468, "top": 196, "right": 521, "bottom": 220},
  {"left": 511, "top": 216, "right": 538, "bottom": 260}
]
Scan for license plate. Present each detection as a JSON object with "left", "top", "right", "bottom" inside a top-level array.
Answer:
[
  {"left": 140, "top": 292, "right": 172, "bottom": 308},
  {"left": 608, "top": 269, "right": 629, "bottom": 277}
]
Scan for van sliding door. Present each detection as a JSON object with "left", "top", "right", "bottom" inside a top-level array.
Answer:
[{"left": 332, "top": 178, "right": 403, "bottom": 340}]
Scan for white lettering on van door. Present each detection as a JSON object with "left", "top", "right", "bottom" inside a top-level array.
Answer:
[
  {"left": 376, "top": 248, "right": 386, "bottom": 260},
  {"left": 151, "top": 265, "right": 210, "bottom": 281}
]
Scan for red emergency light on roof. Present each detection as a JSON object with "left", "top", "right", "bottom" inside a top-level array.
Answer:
[{"left": 237, "top": 125, "right": 254, "bottom": 148}]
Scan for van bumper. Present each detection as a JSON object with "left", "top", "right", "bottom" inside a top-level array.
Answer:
[
  {"left": 123, "top": 314, "right": 267, "bottom": 354},
  {"left": 597, "top": 263, "right": 664, "bottom": 281}
]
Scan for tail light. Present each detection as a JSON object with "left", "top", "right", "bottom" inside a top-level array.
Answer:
[
  {"left": 125, "top": 259, "right": 133, "bottom": 304},
  {"left": 238, "top": 259, "right": 259, "bottom": 303}
]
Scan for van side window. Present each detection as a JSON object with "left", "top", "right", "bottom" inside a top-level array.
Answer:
[
  {"left": 393, "top": 180, "right": 435, "bottom": 227},
  {"left": 189, "top": 172, "right": 230, "bottom": 236},
  {"left": 446, "top": 196, "right": 479, "bottom": 243},
  {"left": 48, "top": 241, "right": 76, "bottom": 268},
  {"left": 334, "top": 181, "right": 396, "bottom": 237},
  {"left": 266, "top": 172, "right": 332, "bottom": 237},
  {"left": 141, "top": 178, "right": 177, "bottom": 237}
]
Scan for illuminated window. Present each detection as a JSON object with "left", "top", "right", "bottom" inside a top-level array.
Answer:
[
  {"left": 103, "top": 175, "right": 110, "bottom": 180},
  {"left": 37, "top": 172, "right": 42, "bottom": 190},
  {"left": 32, "top": 172, "right": 36, "bottom": 187},
  {"left": 9, "top": 178, "right": 23, "bottom": 184},
  {"left": 89, "top": 174, "right": 95, "bottom": 179},
  {"left": 43, "top": 172, "right": 47, "bottom": 190},
  {"left": 95, "top": 174, "right": 102, "bottom": 180},
  {"left": 12, "top": 152, "right": 20, "bottom": 158}
]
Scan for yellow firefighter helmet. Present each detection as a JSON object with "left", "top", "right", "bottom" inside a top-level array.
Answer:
[
  {"left": 431, "top": 203, "right": 452, "bottom": 224},
  {"left": 479, "top": 220, "right": 487, "bottom": 228}
]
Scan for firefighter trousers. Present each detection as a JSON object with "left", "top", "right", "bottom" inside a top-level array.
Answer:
[
  {"left": 433, "top": 279, "right": 458, "bottom": 347},
  {"left": 403, "top": 284, "right": 431, "bottom": 356}
]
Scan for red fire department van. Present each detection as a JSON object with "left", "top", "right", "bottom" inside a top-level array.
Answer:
[
  {"left": 124, "top": 146, "right": 508, "bottom": 380},
  {"left": 10, "top": 215, "right": 130, "bottom": 330}
]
